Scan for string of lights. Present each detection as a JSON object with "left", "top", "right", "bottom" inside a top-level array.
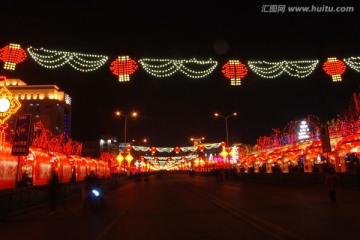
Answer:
[
  {"left": 27, "top": 46, "right": 108, "bottom": 72},
  {"left": 138, "top": 58, "right": 218, "bottom": 78},
  {"left": 343, "top": 57, "right": 360, "bottom": 72},
  {"left": 248, "top": 60, "right": 319, "bottom": 78}
]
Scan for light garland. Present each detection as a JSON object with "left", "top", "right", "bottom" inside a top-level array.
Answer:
[
  {"left": 138, "top": 58, "right": 218, "bottom": 78},
  {"left": 248, "top": 60, "right": 319, "bottom": 78},
  {"left": 343, "top": 57, "right": 360, "bottom": 72},
  {"left": 131, "top": 143, "right": 221, "bottom": 154},
  {"left": 27, "top": 46, "right": 108, "bottom": 72}
]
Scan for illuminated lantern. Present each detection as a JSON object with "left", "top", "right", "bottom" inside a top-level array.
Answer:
[
  {"left": 222, "top": 60, "right": 248, "bottom": 86},
  {"left": 220, "top": 142, "right": 226, "bottom": 147},
  {"left": 125, "top": 153, "right": 133, "bottom": 163},
  {"left": 174, "top": 147, "right": 181, "bottom": 154},
  {"left": 323, "top": 57, "right": 346, "bottom": 82},
  {"left": 110, "top": 56, "right": 138, "bottom": 82},
  {"left": 150, "top": 147, "right": 157, "bottom": 155},
  {"left": 0, "top": 43, "right": 27, "bottom": 70},
  {"left": 116, "top": 153, "right": 124, "bottom": 163},
  {"left": 198, "top": 145, "right": 205, "bottom": 152},
  {"left": 125, "top": 145, "right": 132, "bottom": 151}
]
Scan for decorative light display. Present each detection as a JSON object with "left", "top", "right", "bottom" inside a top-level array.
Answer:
[
  {"left": 174, "top": 147, "right": 181, "bottom": 154},
  {"left": 323, "top": 57, "right": 346, "bottom": 82},
  {"left": 248, "top": 60, "right": 319, "bottom": 78},
  {"left": 0, "top": 43, "right": 27, "bottom": 70},
  {"left": 131, "top": 143, "right": 222, "bottom": 153},
  {"left": 0, "top": 81, "right": 22, "bottom": 124},
  {"left": 138, "top": 58, "right": 218, "bottom": 78},
  {"left": 0, "top": 123, "right": 7, "bottom": 146},
  {"left": 110, "top": 56, "right": 138, "bottom": 82},
  {"left": 125, "top": 145, "right": 132, "bottom": 151},
  {"left": 343, "top": 57, "right": 360, "bottom": 72},
  {"left": 27, "top": 46, "right": 108, "bottom": 72},
  {"left": 222, "top": 60, "right": 248, "bottom": 86},
  {"left": 298, "top": 120, "right": 310, "bottom": 141}
]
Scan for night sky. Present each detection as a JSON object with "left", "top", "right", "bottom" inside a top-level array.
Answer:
[{"left": 1, "top": 0, "right": 360, "bottom": 147}]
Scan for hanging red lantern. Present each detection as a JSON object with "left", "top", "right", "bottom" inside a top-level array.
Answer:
[
  {"left": 220, "top": 142, "right": 226, "bottom": 147},
  {"left": 323, "top": 57, "right": 346, "bottom": 82},
  {"left": 174, "top": 147, "right": 181, "bottom": 154},
  {"left": 150, "top": 147, "right": 157, "bottom": 155},
  {"left": 222, "top": 60, "right": 248, "bottom": 86},
  {"left": 0, "top": 43, "right": 27, "bottom": 70},
  {"left": 125, "top": 145, "right": 132, "bottom": 151},
  {"left": 110, "top": 56, "right": 138, "bottom": 82},
  {"left": 198, "top": 145, "right": 205, "bottom": 152}
]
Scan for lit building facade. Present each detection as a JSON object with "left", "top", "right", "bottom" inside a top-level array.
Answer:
[{"left": 5, "top": 78, "right": 71, "bottom": 137}]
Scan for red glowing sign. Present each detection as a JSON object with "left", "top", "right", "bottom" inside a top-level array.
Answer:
[
  {"left": 222, "top": 60, "right": 248, "bottom": 86},
  {"left": 323, "top": 57, "right": 346, "bottom": 82},
  {"left": 0, "top": 43, "right": 27, "bottom": 70},
  {"left": 110, "top": 56, "right": 138, "bottom": 82}
]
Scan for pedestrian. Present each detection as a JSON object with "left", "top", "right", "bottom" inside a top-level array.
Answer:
[
  {"left": 49, "top": 171, "right": 60, "bottom": 213},
  {"left": 325, "top": 166, "right": 339, "bottom": 202}
]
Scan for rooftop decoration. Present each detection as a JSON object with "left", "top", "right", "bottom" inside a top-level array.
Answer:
[{"left": 27, "top": 46, "right": 108, "bottom": 72}]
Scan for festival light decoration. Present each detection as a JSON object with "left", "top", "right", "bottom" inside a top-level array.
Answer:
[
  {"left": 0, "top": 80, "right": 22, "bottom": 123},
  {"left": 198, "top": 145, "right": 205, "bottom": 152},
  {"left": 125, "top": 153, "right": 133, "bottom": 163},
  {"left": 125, "top": 145, "right": 132, "bottom": 151},
  {"left": 344, "top": 57, "right": 360, "bottom": 72},
  {"left": 323, "top": 57, "right": 346, "bottom": 82},
  {"left": 110, "top": 56, "right": 138, "bottom": 82},
  {"left": 0, "top": 43, "right": 27, "bottom": 70},
  {"left": 138, "top": 58, "right": 218, "bottom": 78},
  {"left": 174, "top": 147, "right": 181, "bottom": 154},
  {"left": 222, "top": 60, "right": 248, "bottom": 86},
  {"left": 298, "top": 120, "right": 310, "bottom": 141},
  {"left": 27, "top": 46, "right": 108, "bottom": 72},
  {"left": 150, "top": 147, "right": 157, "bottom": 155},
  {"left": 248, "top": 60, "right": 319, "bottom": 78}
]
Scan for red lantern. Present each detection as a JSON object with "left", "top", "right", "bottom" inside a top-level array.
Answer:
[
  {"left": 110, "top": 56, "right": 138, "bottom": 82},
  {"left": 0, "top": 43, "right": 27, "bottom": 70},
  {"left": 125, "top": 145, "right": 132, "bottom": 151},
  {"left": 220, "top": 142, "right": 226, "bottom": 147},
  {"left": 222, "top": 60, "right": 248, "bottom": 86},
  {"left": 174, "top": 147, "right": 181, "bottom": 154},
  {"left": 198, "top": 145, "right": 205, "bottom": 152},
  {"left": 323, "top": 57, "right": 346, "bottom": 82},
  {"left": 150, "top": 147, "right": 157, "bottom": 155}
]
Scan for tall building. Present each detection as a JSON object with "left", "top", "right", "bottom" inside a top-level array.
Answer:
[{"left": 4, "top": 78, "right": 72, "bottom": 137}]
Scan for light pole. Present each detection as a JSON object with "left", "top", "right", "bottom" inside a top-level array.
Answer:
[
  {"left": 214, "top": 112, "right": 237, "bottom": 146},
  {"left": 115, "top": 111, "right": 137, "bottom": 144}
]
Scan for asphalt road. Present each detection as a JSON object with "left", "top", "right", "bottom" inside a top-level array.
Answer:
[{"left": 1, "top": 173, "right": 359, "bottom": 240}]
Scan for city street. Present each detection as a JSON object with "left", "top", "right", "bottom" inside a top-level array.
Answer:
[{"left": 1, "top": 173, "right": 360, "bottom": 240}]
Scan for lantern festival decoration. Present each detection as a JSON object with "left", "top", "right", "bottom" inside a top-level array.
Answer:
[
  {"left": 323, "top": 57, "right": 346, "bottom": 82},
  {"left": 0, "top": 77, "right": 22, "bottom": 145},
  {"left": 150, "top": 147, "right": 157, "bottom": 155},
  {"left": 174, "top": 147, "right": 181, "bottom": 154},
  {"left": 222, "top": 60, "right": 248, "bottom": 86},
  {"left": 0, "top": 43, "right": 27, "bottom": 70},
  {"left": 198, "top": 145, "right": 205, "bottom": 152},
  {"left": 125, "top": 145, "right": 132, "bottom": 152},
  {"left": 110, "top": 56, "right": 138, "bottom": 82}
]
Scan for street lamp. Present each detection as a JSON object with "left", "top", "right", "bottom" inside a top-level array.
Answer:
[
  {"left": 214, "top": 112, "right": 237, "bottom": 146},
  {"left": 115, "top": 111, "right": 137, "bottom": 144}
]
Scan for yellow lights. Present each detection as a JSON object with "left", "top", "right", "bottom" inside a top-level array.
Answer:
[
  {"left": 115, "top": 111, "right": 138, "bottom": 117},
  {"left": 139, "top": 58, "right": 218, "bottom": 78},
  {"left": 248, "top": 60, "right": 319, "bottom": 78},
  {"left": 125, "top": 153, "right": 133, "bottom": 163},
  {"left": 343, "top": 57, "right": 360, "bottom": 72},
  {"left": 116, "top": 153, "right": 124, "bottom": 162},
  {"left": 220, "top": 147, "right": 228, "bottom": 158},
  {"left": 0, "top": 86, "right": 21, "bottom": 124},
  {"left": 27, "top": 46, "right": 108, "bottom": 72}
]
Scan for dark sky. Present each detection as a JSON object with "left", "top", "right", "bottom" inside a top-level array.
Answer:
[{"left": 1, "top": 0, "right": 360, "bottom": 147}]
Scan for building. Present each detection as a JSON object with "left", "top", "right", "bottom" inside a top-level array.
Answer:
[{"left": 4, "top": 78, "right": 72, "bottom": 137}]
